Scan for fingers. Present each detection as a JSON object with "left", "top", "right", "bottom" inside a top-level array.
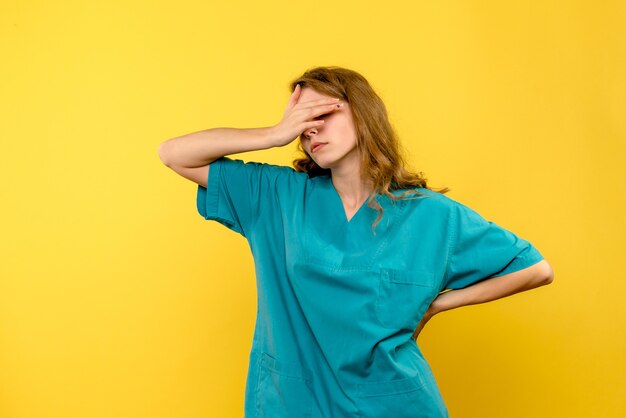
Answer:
[
  {"left": 300, "top": 97, "right": 341, "bottom": 109},
  {"left": 293, "top": 83, "right": 301, "bottom": 99},
  {"left": 287, "top": 84, "right": 302, "bottom": 109},
  {"left": 287, "top": 83, "right": 343, "bottom": 122},
  {"left": 289, "top": 83, "right": 342, "bottom": 109},
  {"left": 306, "top": 102, "right": 343, "bottom": 120},
  {"left": 304, "top": 120, "right": 325, "bottom": 130}
]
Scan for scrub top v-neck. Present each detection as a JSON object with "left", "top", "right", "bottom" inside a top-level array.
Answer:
[{"left": 196, "top": 157, "right": 545, "bottom": 418}]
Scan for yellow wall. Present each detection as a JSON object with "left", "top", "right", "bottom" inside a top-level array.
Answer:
[{"left": 1, "top": 1, "right": 624, "bottom": 417}]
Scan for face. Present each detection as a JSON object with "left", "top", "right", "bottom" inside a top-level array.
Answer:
[{"left": 298, "top": 87, "right": 359, "bottom": 171}]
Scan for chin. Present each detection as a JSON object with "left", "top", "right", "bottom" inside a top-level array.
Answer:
[
  {"left": 311, "top": 152, "right": 332, "bottom": 165},
  {"left": 315, "top": 159, "right": 337, "bottom": 170},
  {"left": 312, "top": 158, "right": 328, "bottom": 169}
]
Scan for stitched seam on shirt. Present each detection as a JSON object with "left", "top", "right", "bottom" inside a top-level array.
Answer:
[
  {"left": 442, "top": 203, "right": 458, "bottom": 286},
  {"left": 248, "top": 163, "right": 292, "bottom": 239},
  {"left": 218, "top": 159, "right": 246, "bottom": 237},
  {"left": 249, "top": 163, "right": 272, "bottom": 237},
  {"left": 205, "top": 159, "right": 237, "bottom": 231}
]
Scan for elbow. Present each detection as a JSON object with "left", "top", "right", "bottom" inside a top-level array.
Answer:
[
  {"left": 538, "top": 260, "right": 554, "bottom": 285},
  {"left": 158, "top": 140, "right": 172, "bottom": 166}
]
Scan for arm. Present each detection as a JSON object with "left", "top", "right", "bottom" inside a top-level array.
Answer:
[
  {"left": 412, "top": 260, "right": 553, "bottom": 341},
  {"left": 431, "top": 259, "right": 554, "bottom": 315},
  {"left": 158, "top": 85, "right": 341, "bottom": 173},
  {"left": 157, "top": 126, "right": 276, "bottom": 168},
  {"left": 157, "top": 127, "right": 278, "bottom": 187}
]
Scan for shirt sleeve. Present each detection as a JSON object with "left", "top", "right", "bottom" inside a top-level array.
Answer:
[
  {"left": 196, "top": 156, "right": 289, "bottom": 238},
  {"left": 442, "top": 200, "right": 545, "bottom": 290}
]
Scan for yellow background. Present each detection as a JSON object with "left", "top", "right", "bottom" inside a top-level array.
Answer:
[{"left": 1, "top": 1, "right": 624, "bottom": 417}]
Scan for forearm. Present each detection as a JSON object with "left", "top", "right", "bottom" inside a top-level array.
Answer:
[
  {"left": 158, "top": 126, "right": 276, "bottom": 168},
  {"left": 430, "top": 260, "right": 554, "bottom": 314}
]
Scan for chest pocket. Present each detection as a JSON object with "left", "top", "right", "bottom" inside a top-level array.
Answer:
[
  {"left": 256, "top": 352, "right": 314, "bottom": 418},
  {"left": 375, "top": 268, "right": 437, "bottom": 330}
]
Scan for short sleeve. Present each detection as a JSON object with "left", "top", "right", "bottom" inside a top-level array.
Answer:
[
  {"left": 196, "top": 156, "right": 290, "bottom": 238},
  {"left": 443, "top": 201, "right": 545, "bottom": 290}
]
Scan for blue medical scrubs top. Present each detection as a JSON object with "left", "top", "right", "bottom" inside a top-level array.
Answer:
[{"left": 196, "top": 157, "right": 544, "bottom": 418}]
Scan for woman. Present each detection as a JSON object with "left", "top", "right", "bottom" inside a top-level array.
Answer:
[{"left": 158, "top": 66, "right": 554, "bottom": 418}]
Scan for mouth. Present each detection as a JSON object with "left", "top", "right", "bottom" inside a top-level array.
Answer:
[{"left": 311, "top": 143, "right": 327, "bottom": 153}]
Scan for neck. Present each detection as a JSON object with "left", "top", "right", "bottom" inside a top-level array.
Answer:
[{"left": 330, "top": 168, "right": 374, "bottom": 208}]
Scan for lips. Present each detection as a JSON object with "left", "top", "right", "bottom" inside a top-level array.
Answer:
[{"left": 311, "top": 142, "right": 327, "bottom": 153}]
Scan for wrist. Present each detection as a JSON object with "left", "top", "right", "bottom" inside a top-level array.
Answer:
[{"left": 261, "top": 126, "right": 278, "bottom": 149}]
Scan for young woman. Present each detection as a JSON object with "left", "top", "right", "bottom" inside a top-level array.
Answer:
[{"left": 158, "top": 66, "right": 554, "bottom": 418}]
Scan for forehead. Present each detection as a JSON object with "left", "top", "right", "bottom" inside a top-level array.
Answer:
[{"left": 298, "top": 87, "right": 333, "bottom": 103}]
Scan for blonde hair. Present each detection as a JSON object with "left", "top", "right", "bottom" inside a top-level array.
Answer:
[{"left": 290, "top": 66, "right": 450, "bottom": 234}]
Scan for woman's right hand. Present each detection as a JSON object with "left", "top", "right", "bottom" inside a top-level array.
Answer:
[{"left": 268, "top": 83, "right": 343, "bottom": 148}]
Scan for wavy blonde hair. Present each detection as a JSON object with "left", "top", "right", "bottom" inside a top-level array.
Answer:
[{"left": 290, "top": 66, "right": 450, "bottom": 234}]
